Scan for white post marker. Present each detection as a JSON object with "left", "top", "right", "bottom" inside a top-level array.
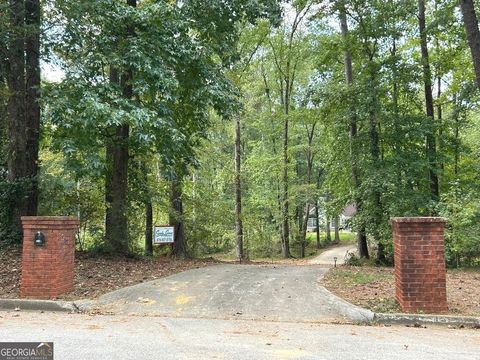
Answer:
[{"left": 153, "top": 226, "right": 175, "bottom": 245}]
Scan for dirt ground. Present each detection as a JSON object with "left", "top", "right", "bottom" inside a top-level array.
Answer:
[
  {"left": 0, "top": 246, "right": 215, "bottom": 300},
  {"left": 322, "top": 265, "right": 480, "bottom": 316}
]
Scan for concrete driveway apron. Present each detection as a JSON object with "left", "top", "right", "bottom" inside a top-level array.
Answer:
[{"left": 94, "top": 264, "right": 372, "bottom": 323}]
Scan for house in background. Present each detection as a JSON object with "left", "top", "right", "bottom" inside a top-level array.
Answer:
[{"left": 306, "top": 203, "right": 356, "bottom": 232}]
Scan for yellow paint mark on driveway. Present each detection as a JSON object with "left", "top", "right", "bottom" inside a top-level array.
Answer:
[{"left": 175, "top": 295, "right": 193, "bottom": 305}]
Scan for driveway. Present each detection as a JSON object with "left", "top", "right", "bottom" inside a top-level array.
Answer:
[
  {"left": 308, "top": 244, "right": 357, "bottom": 266},
  {"left": 94, "top": 264, "right": 372, "bottom": 323}
]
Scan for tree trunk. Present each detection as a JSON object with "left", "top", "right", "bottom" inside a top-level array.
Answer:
[
  {"left": 367, "top": 64, "right": 385, "bottom": 263},
  {"left": 334, "top": 217, "right": 340, "bottom": 244},
  {"left": 325, "top": 216, "right": 331, "bottom": 243},
  {"left": 271, "top": 6, "right": 309, "bottom": 258},
  {"left": 104, "top": 65, "right": 130, "bottom": 255},
  {"left": 104, "top": 70, "right": 116, "bottom": 248},
  {"left": 418, "top": 0, "right": 440, "bottom": 202},
  {"left": 300, "top": 203, "right": 310, "bottom": 258},
  {"left": 300, "top": 123, "right": 316, "bottom": 258},
  {"left": 315, "top": 201, "right": 321, "bottom": 249},
  {"left": 145, "top": 200, "right": 153, "bottom": 256},
  {"left": 6, "top": 0, "right": 27, "bottom": 235},
  {"left": 339, "top": 4, "right": 369, "bottom": 258},
  {"left": 24, "top": 0, "right": 40, "bottom": 216},
  {"left": 460, "top": 0, "right": 480, "bottom": 90},
  {"left": 234, "top": 115, "right": 244, "bottom": 262},
  {"left": 104, "top": 0, "right": 136, "bottom": 255},
  {"left": 281, "top": 115, "right": 290, "bottom": 258},
  {"left": 105, "top": 144, "right": 114, "bottom": 245},
  {"left": 105, "top": 123, "right": 130, "bottom": 254},
  {"left": 105, "top": 67, "right": 118, "bottom": 237},
  {"left": 262, "top": 69, "right": 284, "bottom": 250},
  {"left": 170, "top": 176, "right": 187, "bottom": 258},
  {"left": 437, "top": 75, "right": 445, "bottom": 175},
  {"left": 454, "top": 95, "right": 460, "bottom": 176},
  {"left": 357, "top": 224, "right": 369, "bottom": 259}
]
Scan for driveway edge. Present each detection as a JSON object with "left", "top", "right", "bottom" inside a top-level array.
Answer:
[{"left": 318, "top": 286, "right": 375, "bottom": 324}]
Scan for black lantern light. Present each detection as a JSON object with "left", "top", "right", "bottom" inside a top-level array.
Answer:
[{"left": 34, "top": 231, "right": 45, "bottom": 247}]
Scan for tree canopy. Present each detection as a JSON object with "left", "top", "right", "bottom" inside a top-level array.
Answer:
[{"left": 1, "top": 0, "right": 480, "bottom": 266}]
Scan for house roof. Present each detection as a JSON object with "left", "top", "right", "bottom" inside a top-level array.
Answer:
[
  {"left": 342, "top": 204, "right": 357, "bottom": 217},
  {"left": 307, "top": 203, "right": 357, "bottom": 217}
]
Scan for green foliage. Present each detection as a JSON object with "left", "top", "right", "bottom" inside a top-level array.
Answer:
[
  {"left": 38, "top": 0, "right": 281, "bottom": 254},
  {"left": 0, "top": 178, "right": 28, "bottom": 247},
  {"left": 37, "top": 143, "right": 106, "bottom": 250},
  {"left": 3, "top": 1, "right": 480, "bottom": 265},
  {"left": 344, "top": 252, "right": 365, "bottom": 267},
  {"left": 183, "top": 124, "right": 236, "bottom": 256},
  {"left": 438, "top": 184, "right": 480, "bottom": 267}
]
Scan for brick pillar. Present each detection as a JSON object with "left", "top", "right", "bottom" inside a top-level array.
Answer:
[
  {"left": 391, "top": 217, "right": 448, "bottom": 313},
  {"left": 20, "top": 216, "right": 79, "bottom": 299}
]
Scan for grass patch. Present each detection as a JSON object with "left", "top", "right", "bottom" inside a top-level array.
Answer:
[
  {"left": 306, "top": 231, "right": 356, "bottom": 244},
  {"left": 327, "top": 268, "right": 391, "bottom": 285}
]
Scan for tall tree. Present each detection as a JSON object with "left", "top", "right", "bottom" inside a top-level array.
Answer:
[
  {"left": 269, "top": 2, "right": 312, "bottom": 258},
  {"left": 334, "top": 216, "right": 340, "bottom": 244},
  {"left": 4, "top": 0, "right": 41, "bottom": 239},
  {"left": 418, "top": 0, "right": 440, "bottom": 202},
  {"left": 170, "top": 174, "right": 187, "bottom": 258},
  {"left": 104, "top": 0, "right": 136, "bottom": 255},
  {"left": 339, "top": 3, "right": 369, "bottom": 258},
  {"left": 315, "top": 200, "right": 321, "bottom": 249},
  {"left": 325, "top": 215, "right": 331, "bottom": 243},
  {"left": 460, "top": 0, "right": 480, "bottom": 90},
  {"left": 298, "top": 117, "right": 318, "bottom": 258},
  {"left": 25, "top": 0, "right": 41, "bottom": 216},
  {"left": 144, "top": 199, "right": 153, "bottom": 256},
  {"left": 362, "top": 18, "right": 384, "bottom": 262},
  {"left": 234, "top": 115, "right": 244, "bottom": 262},
  {"left": 46, "top": 0, "right": 281, "bottom": 255}
]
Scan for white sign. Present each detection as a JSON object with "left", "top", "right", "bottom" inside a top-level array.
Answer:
[{"left": 154, "top": 226, "right": 175, "bottom": 244}]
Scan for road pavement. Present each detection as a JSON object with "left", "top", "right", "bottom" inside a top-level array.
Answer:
[{"left": 0, "top": 312, "right": 478, "bottom": 360}]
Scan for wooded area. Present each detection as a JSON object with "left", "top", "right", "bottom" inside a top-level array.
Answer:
[{"left": 1, "top": 0, "right": 480, "bottom": 267}]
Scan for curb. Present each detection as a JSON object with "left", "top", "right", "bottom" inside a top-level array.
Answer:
[
  {"left": 318, "top": 287, "right": 375, "bottom": 324},
  {"left": 0, "top": 299, "right": 74, "bottom": 312},
  {"left": 0, "top": 299, "right": 93, "bottom": 313},
  {"left": 1, "top": 298, "right": 478, "bottom": 329},
  {"left": 374, "top": 312, "right": 480, "bottom": 328}
]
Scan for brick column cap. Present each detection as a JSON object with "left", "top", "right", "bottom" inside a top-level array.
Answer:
[{"left": 390, "top": 217, "right": 446, "bottom": 224}]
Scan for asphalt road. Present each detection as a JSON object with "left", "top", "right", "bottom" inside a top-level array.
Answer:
[
  {"left": 0, "top": 312, "right": 479, "bottom": 360},
  {"left": 94, "top": 264, "right": 372, "bottom": 323}
]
